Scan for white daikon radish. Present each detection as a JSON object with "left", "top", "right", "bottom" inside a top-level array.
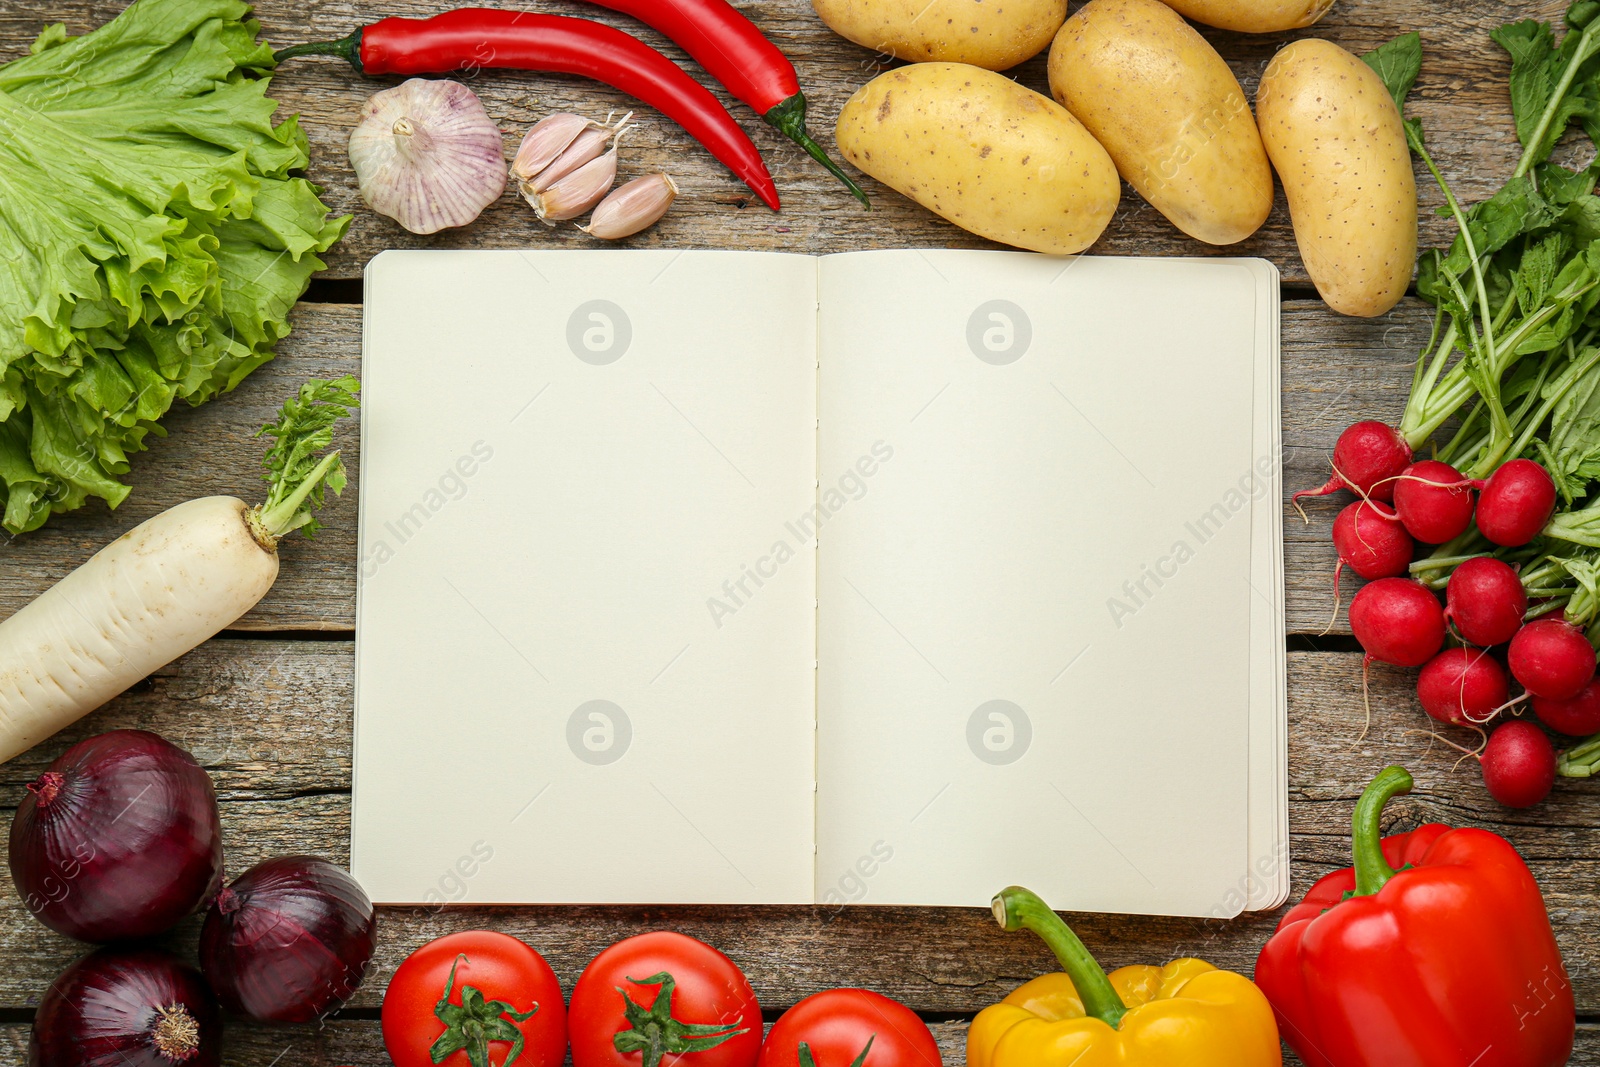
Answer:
[{"left": 0, "top": 377, "right": 359, "bottom": 764}]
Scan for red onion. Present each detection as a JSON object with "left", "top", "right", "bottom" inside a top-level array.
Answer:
[
  {"left": 10, "top": 730, "right": 223, "bottom": 942},
  {"left": 30, "top": 947, "right": 222, "bottom": 1067},
  {"left": 199, "top": 856, "right": 377, "bottom": 1023}
]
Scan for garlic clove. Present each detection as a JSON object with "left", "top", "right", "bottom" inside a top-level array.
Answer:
[
  {"left": 520, "top": 114, "right": 631, "bottom": 198},
  {"left": 349, "top": 78, "right": 507, "bottom": 235},
  {"left": 534, "top": 149, "right": 618, "bottom": 223},
  {"left": 511, "top": 113, "right": 596, "bottom": 184},
  {"left": 582, "top": 173, "right": 679, "bottom": 240}
]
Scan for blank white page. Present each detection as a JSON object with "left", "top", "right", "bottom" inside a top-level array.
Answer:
[
  {"left": 814, "top": 251, "right": 1268, "bottom": 916},
  {"left": 352, "top": 250, "right": 819, "bottom": 905},
  {"left": 1247, "top": 263, "right": 1290, "bottom": 913}
]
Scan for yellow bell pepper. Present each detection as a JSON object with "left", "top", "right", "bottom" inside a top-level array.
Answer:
[{"left": 967, "top": 887, "right": 1282, "bottom": 1067}]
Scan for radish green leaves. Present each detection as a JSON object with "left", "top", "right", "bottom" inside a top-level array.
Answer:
[{"left": 254, "top": 377, "right": 359, "bottom": 542}]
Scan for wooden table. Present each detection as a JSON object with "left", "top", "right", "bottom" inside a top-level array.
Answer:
[{"left": 2, "top": 0, "right": 1597, "bottom": 1061}]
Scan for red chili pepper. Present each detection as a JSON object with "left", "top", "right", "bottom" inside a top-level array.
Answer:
[
  {"left": 276, "top": 9, "right": 780, "bottom": 211},
  {"left": 568, "top": 0, "right": 867, "bottom": 205},
  {"left": 1255, "top": 766, "right": 1575, "bottom": 1067}
]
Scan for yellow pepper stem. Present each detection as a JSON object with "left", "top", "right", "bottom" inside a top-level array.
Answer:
[
  {"left": 991, "top": 887, "right": 1129, "bottom": 1029},
  {"left": 1352, "top": 765, "right": 1414, "bottom": 897}
]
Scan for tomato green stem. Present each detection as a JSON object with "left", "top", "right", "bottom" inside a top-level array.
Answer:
[
  {"left": 430, "top": 954, "right": 540, "bottom": 1067},
  {"left": 612, "top": 972, "right": 748, "bottom": 1067},
  {"left": 797, "top": 1036, "right": 876, "bottom": 1067},
  {"left": 990, "top": 886, "right": 1128, "bottom": 1029},
  {"left": 1351, "top": 766, "right": 1414, "bottom": 897}
]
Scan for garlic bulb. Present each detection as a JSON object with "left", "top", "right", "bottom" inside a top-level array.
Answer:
[{"left": 349, "top": 78, "right": 507, "bottom": 235}]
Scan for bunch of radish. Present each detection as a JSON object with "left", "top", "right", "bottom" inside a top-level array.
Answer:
[{"left": 1303, "top": 420, "right": 1596, "bottom": 809}]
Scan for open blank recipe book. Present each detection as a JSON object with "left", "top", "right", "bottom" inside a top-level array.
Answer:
[{"left": 352, "top": 248, "right": 1288, "bottom": 918}]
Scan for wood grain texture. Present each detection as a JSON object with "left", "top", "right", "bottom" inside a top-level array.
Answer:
[
  {"left": 0, "top": 0, "right": 1575, "bottom": 283},
  {"left": 3, "top": 1020, "right": 1596, "bottom": 1067},
  {"left": 0, "top": 2, "right": 1588, "bottom": 1060},
  {"left": 0, "top": 640, "right": 1594, "bottom": 1019},
  {"left": 0, "top": 299, "right": 1417, "bottom": 634}
]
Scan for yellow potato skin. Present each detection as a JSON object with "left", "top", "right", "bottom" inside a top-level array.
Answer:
[
  {"left": 1048, "top": 0, "right": 1273, "bottom": 245},
  {"left": 836, "top": 63, "right": 1120, "bottom": 255},
  {"left": 813, "top": 0, "right": 1066, "bottom": 71},
  {"left": 1159, "top": 0, "right": 1334, "bottom": 34},
  {"left": 1256, "top": 38, "right": 1417, "bottom": 317}
]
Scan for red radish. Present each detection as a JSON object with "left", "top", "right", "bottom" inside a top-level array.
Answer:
[
  {"left": 1416, "top": 647, "right": 1509, "bottom": 726},
  {"left": 1480, "top": 720, "right": 1557, "bottom": 807},
  {"left": 1349, "top": 578, "right": 1446, "bottom": 667},
  {"left": 1390, "top": 459, "right": 1475, "bottom": 543},
  {"left": 1332, "top": 501, "right": 1413, "bottom": 580},
  {"left": 1475, "top": 459, "right": 1557, "bottom": 546},
  {"left": 1293, "top": 421, "right": 1412, "bottom": 507},
  {"left": 1532, "top": 678, "right": 1600, "bottom": 736},
  {"left": 1508, "top": 617, "right": 1596, "bottom": 700},
  {"left": 1444, "top": 557, "right": 1527, "bottom": 646}
]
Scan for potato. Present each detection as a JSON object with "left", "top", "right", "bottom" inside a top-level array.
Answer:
[
  {"left": 1048, "top": 0, "right": 1273, "bottom": 245},
  {"left": 1160, "top": 0, "right": 1334, "bottom": 34},
  {"left": 813, "top": 0, "right": 1066, "bottom": 71},
  {"left": 836, "top": 63, "right": 1120, "bottom": 255},
  {"left": 1256, "top": 38, "right": 1417, "bottom": 317}
]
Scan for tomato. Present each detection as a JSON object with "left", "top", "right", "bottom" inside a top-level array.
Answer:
[
  {"left": 759, "top": 989, "right": 941, "bottom": 1067},
  {"left": 570, "top": 932, "right": 761, "bottom": 1067},
  {"left": 382, "top": 931, "right": 567, "bottom": 1067}
]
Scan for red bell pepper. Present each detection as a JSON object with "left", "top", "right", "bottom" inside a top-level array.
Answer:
[{"left": 1256, "top": 766, "right": 1574, "bottom": 1067}]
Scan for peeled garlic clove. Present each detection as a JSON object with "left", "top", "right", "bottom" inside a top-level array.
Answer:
[
  {"left": 511, "top": 113, "right": 596, "bottom": 184},
  {"left": 522, "top": 114, "right": 630, "bottom": 197},
  {"left": 582, "top": 173, "right": 679, "bottom": 240},
  {"left": 349, "top": 78, "right": 507, "bottom": 235},
  {"left": 534, "top": 149, "right": 618, "bottom": 223}
]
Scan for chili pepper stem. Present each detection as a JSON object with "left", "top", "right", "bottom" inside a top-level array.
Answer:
[
  {"left": 764, "top": 94, "right": 869, "bottom": 208},
  {"left": 274, "top": 31, "right": 364, "bottom": 71},
  {"left": 991, "top": 886, "right": 1128, "bottom": 1029},
  {"left": 1351, "top": 766, "right": 1414, "bottom": 897}
]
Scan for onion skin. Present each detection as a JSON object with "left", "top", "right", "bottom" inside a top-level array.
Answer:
[
  {"left": 200, "top": 856, "right": 377, "bottom": 1023},
  {"left": 30, "top": 948, "right": 222, "bottom": 1067},
  {"left": 10, "top": 730, "right": 223, "bottom": 943}
]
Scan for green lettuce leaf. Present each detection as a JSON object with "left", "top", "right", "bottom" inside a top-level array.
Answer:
[{"left": 0, "top": 0, "right": 347, "bottom": 534}]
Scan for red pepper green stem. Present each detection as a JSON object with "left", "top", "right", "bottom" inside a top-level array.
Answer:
[
  {"left": 273, "top": 32, "right": 364, "bottom": 71},
  {"left": 1351, "top": 766, "right": 1414, "bottom": 897},
  {"left": 991, "top": 886, "right": 1128, "bottom": 1029},
  {"left": 763, "top": 94, "right": 869, "bottom": 208}
]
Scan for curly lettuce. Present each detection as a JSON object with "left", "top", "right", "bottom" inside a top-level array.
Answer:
[{"left": 0, "top": 0, "right": 348, "bottom": 534}]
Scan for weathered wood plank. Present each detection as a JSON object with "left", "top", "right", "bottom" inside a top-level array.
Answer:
[
  {"left": 0, "top": 299, "right": 1419, "bottom": 634},
  {"left": 0, "top": 0, "right": 1571, "bottom": 282},
  {"left": 0, "top": 642, "right": 1593, "bottom": 1015},
  {"left": 4, "top": 1019, "right": 1599, "bottom": 1067}
]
